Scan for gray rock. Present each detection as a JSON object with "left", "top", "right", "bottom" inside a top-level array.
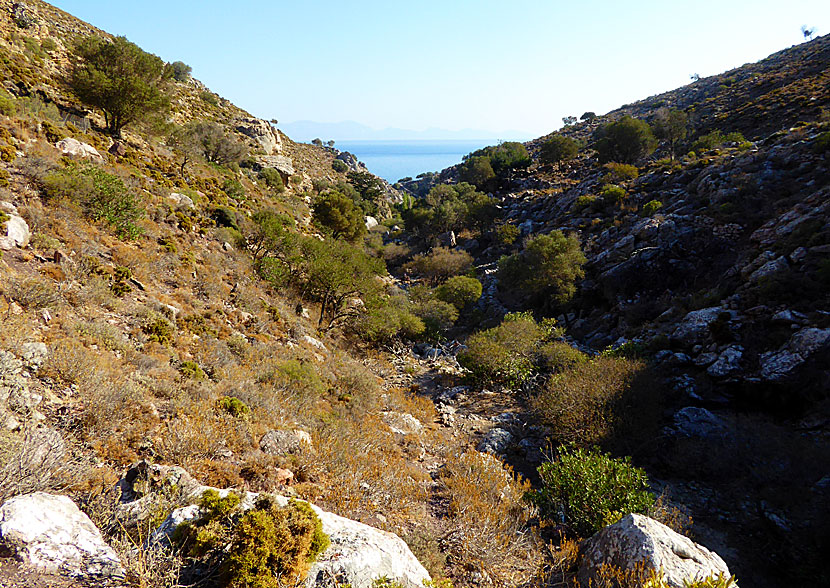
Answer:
[
  {"left": 301, "top": 335, "right": 327, "bottom": 352},
  {"left": 364, "top": 216, "right": 379, "bottom": 230},
  {"left": 55, "top": 138, "right": 103, "bottom": 162},
  {"left": 693, "top": 352, "right": 719, "bottom": 367},
  {"left": 670, "top": 407, "right": 728, "bottom": 438},
  {"left": 20, "top": 342, "right": 48, "bottom": 371},
  {"left": 671, "top": 307, "right": 728, "bottom": 347},
  {"left": 748, "top": 256, "right": 788, "bottom": 283},
  {"left": 789, "top": 327, "right": 830, "bottom": 357},
  {"left": 168, "top": 192, "right": 195, "bottom": 209},
  {"left": 707, "top": 346, "right": 743, "bottom": 378},
  {"left": 578, "top": 514, "right": 733, "bottom": 588},
  {"left": 477, "top": 428, "right": 513, "bottom": 455},
  {"left": 0, "top": 202, "right": 31, "bottom": 250},
  {"left": 260, "top": 429, "right": 313, "bottom": 456},
  {"left": 0, "top": 492, "right": 124, "bottom": 580},
  {"left": 381, "top": 411, "right": 423, "bottom": 436},
  {"left": 235, "top": 117, "right": 283, "bottom": 155},
  {"left": 759, "top": 350, "right": 804, "bottom": 381}
]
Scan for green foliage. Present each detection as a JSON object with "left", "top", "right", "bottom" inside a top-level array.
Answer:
[
  {"left": 402, "top": 182, "right": 495, "bottom": 237},
  {"left": 223, "top": 177, "right": 245, "bottom": 200},
  {"left": 176, "top": 121, "right": 248, "bottom": 166},
  {"left": 403, "top": 247, "right": 473, "bottom": 285},
  {"left": 459, "top": 155, "right": 495, "bottom": 188},
  {"left": 528, "top": 445, "right": 654, "bottom": 537},
  {"left": 346, "top": 170, "right": 385, "bottom": 215},
  {"left": 603, "top": 162, "right": 639, "bottom": 182},
  {"left": 247, "top": 209, "right": 296, "bottom": 262},
  {"left": 170, "top": 60, "right": 192, "bottom": 82},
  {"left": 142, "top": 317, "right": 174, "bottom": 345},
  {"left": 331, "top": 159, "right": 348, "bottom": 173},
  {"left": 581, "top": 111, "right": 597, "bottom": 121},
  {"left": 539, "top": 134, "right": 579, "bottom": 167},
  {"left": 812, "top": 131, "right": 830, "bottom": 153},
  {"left": 358, "top": 293, "right": 425, "bottom": 343},
  {"left": 464, "top": 142, "right": 531, "bottom": 176},
  {"left": 691, "top": 130, "right": 750, "bottom": 153},
  {"left": 258, "top": 168, "right": 284, "bottom": 191},
  {"left": 312, "top": 190, "right": 366, "bottom": 242},
  {"left": 179, "top": 360, "right": 205, "bottom": 380},
  {"left": 110, "top": 266, "right": 132, "bottom": 297},
  {"left": 212, "top": 206, "right": 240, "bottom": 231},
  {"left": 497, "top": 231, "right": 586, "bottom": 309},
  {"left": 495, "top": 224, "right": 520, "bottom": 246},
  {"left": 413, "top": 298, "right": 459, "bottom": 339},
  {"left": 593, "top": 115, "right": 657, "bottom": 164},
  {"left": 217, "top": 396, "right": 250, "bottom": 418},
  {"left": 642, "top": 199, "right": 663, "bottom": 216},
  {"left": 434, "top": 276, "right": 483, "bottom": 310},
  {"left": 69, "top": 35, "right": 172, "bottom": 135},
  {"left": 574, "top": 195, "right": 599, "bottom": 210},
  {"left": 0, "top": 91, "right": 16, "bottom": 116},
  {"left": 600, "top": 184, "right": 627, "bottom": 206},
  {"left": 40, "top": 163, "right": 144, "bottom": 238},
  {"left": 458, "top": 312, "right": 546, "bottom": 386},
  {"left": 652, "top": 107, "right": 688, "bottom": 159},
  {"left": 538, "top": 341, "right": 588, "bottom": 373}
]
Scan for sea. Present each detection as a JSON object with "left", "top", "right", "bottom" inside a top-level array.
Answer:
[{"left": 336, "top": 140, "right": 500, "bottom": 184}]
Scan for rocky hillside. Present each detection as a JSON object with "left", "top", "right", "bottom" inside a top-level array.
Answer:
[{"left": 0, "top": 2, "right": 827, "bottom": 588}]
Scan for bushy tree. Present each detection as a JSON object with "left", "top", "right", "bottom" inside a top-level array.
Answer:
[
  {"left": 69, "top": 36, "right": 172, "bottom": 136},
  {"left": 435, "top": 276, "right": 483, "bottom": 310},
  {"left": 460, "top": 155, "right": 495, "bottom": 188},
  {"left": 170, "top": 60, "right": 192, "bottom": 82},
  {"left": 540, "top": 134, "right": 579, "bottom": 168},
  {"left": 581, "top": 112, "right": 597, "bottom": 121},
  {"left": 403, "top": 247, "right": 473, "bottom": 285},
  {"left": 187, "top": 121, "right": 248, "bottom": 166},
  {"left": 652, "top": 107, "right": 688, "bottom": 160},
  {"left": 593, "top": 116, "right": 657, "bottom": 164},
  {"left": 498, "top": 231, "right": 586, "bottom": 308},
  {"left": 312, "top": 190, "right": 366, "bottom": 242}
]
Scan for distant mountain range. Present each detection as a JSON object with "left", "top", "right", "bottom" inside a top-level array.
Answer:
[{"left": 276, "top": 120, "right": 536, "bottom": 142}]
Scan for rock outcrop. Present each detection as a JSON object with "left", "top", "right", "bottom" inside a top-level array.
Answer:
[
  {"left": 0, "top": 492, "right": 124, "bottom": 581},
  {"left": 0, "top": 202, "right": 31, "bottom": 250},
  {"left": 578, "top": 514, "right": 734, "bottom": 588},
  {"left": 235, "top": 117, "right": 283, "bottom": 155},
  {"left": 55, "top": 137, "right": 103, "bottom": 162}
]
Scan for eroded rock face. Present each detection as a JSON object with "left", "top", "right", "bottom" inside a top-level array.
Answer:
[
  {"left": 578, "top": 514, "right": 733, "bottom": 588},
  {"left": 235, "top": 117, "right": 282, "bottom": 155},
  {"left": 0, "top": 492, "right": 124, "bottom": 581}
]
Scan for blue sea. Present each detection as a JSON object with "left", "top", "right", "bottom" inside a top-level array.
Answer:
[{"left": 336, "top": 140, "right": 500, "bottom": 183}]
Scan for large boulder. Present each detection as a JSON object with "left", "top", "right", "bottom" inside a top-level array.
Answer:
[
  {"left": 0, "top": 202, "right": 31, "bottom": 250},
  {"left": 578, "top": 514, "right": 734, "bottom": 588},
  {"left": 55, "top": 137, "right": 103, "bottom": 163},
  {"left": 152, "top": 489, "right": 430, "bottom": 588},
  {"left": 671, "top": 307, "right": 732, "bottom": 347},
  {"left": 0, "top": 492, "right": 124, "bottom": 581},
  {"left": 259, "top": 429, "right": 313, "bottom": 456}
]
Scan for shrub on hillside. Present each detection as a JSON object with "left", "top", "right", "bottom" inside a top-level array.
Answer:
[
  {"left": 458, "top": 312, "right": 547, "bottom": 386},
  {"left": 593, "top": 116, "right": 657, "bottom": 164},
  {"left": 642, "top": 199, "right": 663, "bottom": 216},
  {"left": 497, "top": 231, "right": 586, "bottom": 309},
  {"left": 527, "top": 445, "right": 654, "bottom": 537},
  {"left": 170, "top": 60, "right": 192, "bottom": 82},
  {"left": 602, "top": 162, "right": 639, "bottom": 182},
  {"left": 434, "top": 276, "right": 483, "bottom": 310},
  {"left": 691, "top": 130, "right": 750, "bottom": 153},
  {"left": 531, "top": 356, "right": 661, "bottom": 449},
  {"left": 459, "top": 155, "right": 496, "bottom": 188},
  {"left": 539, "top": 134, "right": 579, "bottom": 167},
  {"left": 312, "top": 190, "right": 366, "bottom": 242},
  {"left": 258, "top": 168, "right": 284, "bottom": 191},
  {"left": 331, "top": 159, "right": 348, "bottom": 173},
  {"left": 403, "top": 247, "right": 473, "bottom": 285}
]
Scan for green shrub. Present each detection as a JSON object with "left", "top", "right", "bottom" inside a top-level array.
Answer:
[
  {"left": 814, "top": 131, "right": 830, "bottom": 154},
  {"left": 403, "top": 247, "right": 473, "bottom": 285},
  {"left": 142, "top": 317, "right": 175, "bottom": 345},
  {"left": 527, "top": 445, "right": 654, "bottom": 537},
  {"left": 593, "top": 116, "right": 657, "bottom": 164},
  {"left": 0, "top": 91, "right": 17, "bottom": 116},
  {"left": 691, "top": 130, "right": 750, "bottom": 153},
  {"left": 538, "top": 341, "right": 587, "bottom": 373},
  {"left": 223, "top": 178, "right": 245, "bottom": 200},
  {"left": 458, "top": 312, "right": 545, "bottom": 386},
  {"left": 110, "top": 266, "right": 132, "bottom": 297},
  {"left": 217, "top": 396, "right": 250, "bottom": 418},
  {"left": 170, "top": 60, "right": 192, "bottom": 82},
  {"left": 495, "top": 224, "right": 520, "bottom": 246},
  {"left": 179, "top": 360, "right": 205, "bottom": 380},
  {"left": 574, "top": 195, "right": 598, "bottom": 210},
  {"left": 642, "top": 199, "right": 663, "bottom": 216},
  {"left": 413, "top": 298, "right": 459, "bottom": 338},
  {"left": 331, "top": 159, "right": 348, "bottom": 173},
  {"left": 258, "top": 167, "right": 284, "bottom": 190},
  {"left": 603, "top": 162, "right": 639, "bottom": 182},
  {"left": 312, "top": 190, "right": 366, "bottom": 242},
  {"left": 434, "top": 276, "right": 483, "bottom": 310},
  {"left": 40, "top": 38, "right": 57, "bottom": 53},
  {"left": 539, "top": 134, "right": 579, "bottom": 167},
  {"left": 600, "top": 184, "right": 627, "bottom": 206},
  {"left": 212, "top": 206, "right": 240, "bottom": 231}
]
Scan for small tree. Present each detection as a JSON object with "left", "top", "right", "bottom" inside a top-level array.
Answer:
[
  {"left": 435, "top": 276, "right": 483, "bottom": 310},
  {"left": 539, "top": 134, "right": 579, "bottom": 168},
  {"left": 801, "top": 25, "right": 816, "bottom": 41},
  {"left": 69, "top": 36, "right": 172, "bottom": 136},
  {"left": 170, "top": 61, "right": 192, "bottom": 82},
  {"left": 652, "top": 107, "right": 688, "bottom": 160},
  {"left": 184, "top": 121, "right": 248, "bottom": 166},
  {"left": 498, "top": 231, "right": 586, "bottom": 309},
  {"left": 562, "top": 115, "right": 577, "bottom": 126},
  {"left": 312, "top": 191, "right": 366, "bottom": 242},
  {"left": 592, "top": 116, "right": 657, "bottom": 164},
  {"left": 580, "top": 112, "right": 597, "bottom": 122},
  {"left": 460, "top": 155, "right": 495, "bottom": 188}
]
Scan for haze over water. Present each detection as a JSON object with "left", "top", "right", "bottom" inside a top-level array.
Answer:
[{"left": 336, "top": 140, "right": 500, "bottom": 183}]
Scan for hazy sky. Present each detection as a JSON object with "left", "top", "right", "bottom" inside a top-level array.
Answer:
[{"left": 51, "top": 0, "right": 830, "bottom": 137}]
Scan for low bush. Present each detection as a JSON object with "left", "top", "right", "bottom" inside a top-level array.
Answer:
[
  {"left": 217, "top": 396, "right": 250, "bottom": 418},
  {"left": 331, "top": 159, "right": 348, "bottom": 173},
  {"left": 603, "top": 162, "right": 639, "bottom": 182},
  {"left": 642, "top": 199, "right": 663, "bottom": 216},
  {"left": 527, "top": 445, "right": 654, "bottom": 537},
  {"left": 434, "top": 276, "right": 482, "bottom": 310}
]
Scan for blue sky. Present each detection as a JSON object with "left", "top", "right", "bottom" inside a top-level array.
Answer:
[{"left": 51, "top": 1, "right": 830, "bottom": 138}]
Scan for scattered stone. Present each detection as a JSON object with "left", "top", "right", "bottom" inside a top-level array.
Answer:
[
  {"left": 578, "top": 514, "right": 733, "bottom": 588},
  {"left": 477, "top": 428, "right": 513, "bottom": 455},
  {"left": 108, "top": 141, "right": 127, "bottom": 157},
  {"left": 671, "top": 307, "right": 729, "bottom": 347},
  {"left": 20, "top": 343, "right": 48, "bottom": 371},
  {"left": 0, "top": 492, "right": 124, "bottom": 581},
  {"left": 748, "top": 255, "right": 788, "bottom": 283},
  {"left": 707, "top": 346, "right": 743, "bottom": 378},
  {"left": 381, "top": 411, "right": 423, "bottom": 436},
  {"left": 301, "top": 335, "right": 327, "bottom": 352}
]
